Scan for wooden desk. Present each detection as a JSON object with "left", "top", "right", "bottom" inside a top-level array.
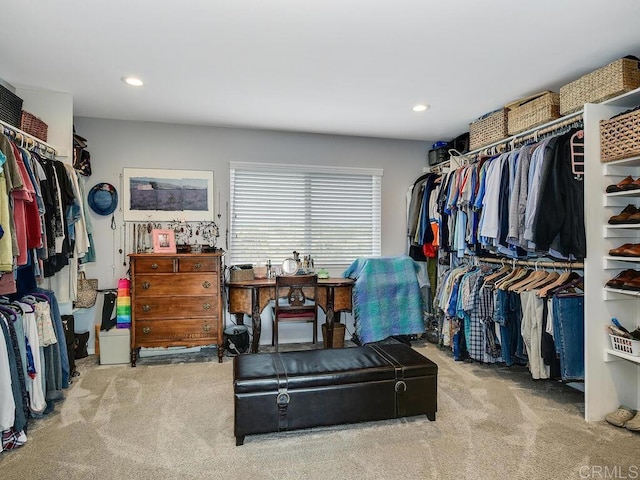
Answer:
[{"left": 227, "top": 277, "right": 354, "bottom": 352}]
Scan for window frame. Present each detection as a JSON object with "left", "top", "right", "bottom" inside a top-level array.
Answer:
[{"left": 228, "top": 161, "right": 383, "bottom": 271}]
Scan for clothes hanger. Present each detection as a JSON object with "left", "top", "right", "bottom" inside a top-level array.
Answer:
[
  {"left": 549, "top": 275, "right": 584, "bottom": 296},
  {"left": 570, "top": 130, "right": 585, "bottom": 177},
  {"left": 512, "top": 264, "right": 550, "bottom": 292},
  {"left": 498, "top": 267, "right": 530, "bottom": 291},
  {"left": 524, "top": 270, "right": 558, "bottom": 291},
  {"left": 537, "top": 270, "right": 579, "bottom": 298},
  {"left": 483, "top": 260, "right": 510, "bottom": 283},
  {"left": 494, "top": 265, "right": 520, "bottom": 290}
]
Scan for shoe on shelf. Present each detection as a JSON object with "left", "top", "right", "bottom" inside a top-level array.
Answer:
[
  {"left": 627, "top": 211, "right": 640, "bottom": 224},
  {"left": 625, "top": 411, "right": 640, "bottom": 432},
  {"left": 608, "top": 204, "right": 640, "bottom": 224},
  {"left": 621, "top": 276, "right": 640, "bottom": 291},
  {"left": 609, "top": 243, "right": 636, "bottom": 256},
  {"left": 605, "top": 269, "right": 639, "bottom": 289},
  {"left": 606, "top": 176, "right": 635, "bottom": 193},
  {"left": 605, "top": 405, "right": 636, "bottom": 427},
  {"left": 620, "top": 244, "right": 640, "bottom": 257}
]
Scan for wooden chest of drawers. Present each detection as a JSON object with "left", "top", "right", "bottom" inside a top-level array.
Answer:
[{"left": 129, "top": 252, "right": 225, "bottom": 365}]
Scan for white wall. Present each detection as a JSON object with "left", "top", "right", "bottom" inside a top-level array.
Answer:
[
  {"left": 16, "top": 88, "right": 73, "bottom": 160},
  {"left": 74, "top": 117, "right": 431, "bottom": 348}
]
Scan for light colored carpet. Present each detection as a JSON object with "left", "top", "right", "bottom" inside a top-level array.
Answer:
[{"left": 1, "top": 341, "right": 637, "bottom": 480}]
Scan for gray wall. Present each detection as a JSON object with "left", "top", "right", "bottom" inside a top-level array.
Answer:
[{"left": 74, "top": 117, "right": 430, "bottom": 345}]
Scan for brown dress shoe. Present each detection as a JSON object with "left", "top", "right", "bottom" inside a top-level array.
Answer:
[
  {"left": 606, "top": 269, "right": 640, "bottom": 289},
  {"left": 606, "top": 176, "right": 635, "bottom": 193},
  {"left": 621, "top": 276, "right": 640, "bottom": 291},
  {"left": 620, "top": 244, "right": 640, "bottom": 257},
  {"left": 609, "top": 204, "right": 640, "bottom": 224},
  {"left": 626, "top": 177, "right": 640, "bottom": 191},
  {"left": 627, "top": 211, "right": 640, "bottom": 224},
  {"left": 609, "top": 243, "right": 635, "bottom": 256}
]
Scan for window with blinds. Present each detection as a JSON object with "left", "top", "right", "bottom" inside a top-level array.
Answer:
[{"left": 229, "top": 162, "right": 382, "bottom": 269}]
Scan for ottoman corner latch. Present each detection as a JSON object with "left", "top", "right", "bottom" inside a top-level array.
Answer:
[{"left": 395, "top": 380, "right": 407, "bottom": 393}]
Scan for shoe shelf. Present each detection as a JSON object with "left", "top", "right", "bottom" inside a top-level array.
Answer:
[
  {"left": 604, "top": 348, "right": 640, "bottom": 365},
  {"left": 604, "top": 256, "right": 640, "bottom": 268},
  {"left": 603, "top": 287, "right": 640, "bottom": 301},
  {"left": 602, "top": 155, "right": 640, "bottom": 171},
  {"left": 603, "top": 224, "right": 640, "bottom": 238},
  {"left": 604, "top": 190, "right": 640, "bottom": 198}
]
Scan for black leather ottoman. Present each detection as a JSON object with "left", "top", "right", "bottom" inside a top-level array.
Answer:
[{"left": 233, "top": 342, "right": 437, "bottom": 445}]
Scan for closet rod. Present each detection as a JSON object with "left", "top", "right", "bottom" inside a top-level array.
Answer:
[
  {"left": 477, "top": 256, "right": 584, "bottom": 270},
  {"left": 432, "top": 110, "right": 585, "bottom": 172},
  {"left": 0, "top": 118, "right": 58, "bottom": 156}
]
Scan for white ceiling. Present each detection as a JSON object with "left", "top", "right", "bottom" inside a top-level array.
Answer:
[{"left": 2, "top": 0, "right": 640, "bottom": 142}]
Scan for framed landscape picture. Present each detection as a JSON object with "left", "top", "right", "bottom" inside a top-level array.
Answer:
[{"left": 123, "top": 168, "right": 214, "bottom": 221}]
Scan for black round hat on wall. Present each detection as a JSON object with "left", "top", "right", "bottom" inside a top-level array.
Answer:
[{"left": 88, "top": 182, "right": 118, "bottom": 216}]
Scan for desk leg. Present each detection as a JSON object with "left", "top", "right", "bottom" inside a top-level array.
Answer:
[
  {"left": 234, "top": 313, "right": 244, "bottom": 325},
  {"left": 250, "top": 288, "right": 261, "bottom": 353},
  {"left": 326, "top": 287, "right": 335, "bottom": 349}
]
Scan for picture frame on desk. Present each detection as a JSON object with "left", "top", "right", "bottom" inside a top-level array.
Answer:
[
  {"left": 152, "top": 229, "right": 176, "bottom": 253},
  {"left": 123, "top": 167, "right": 214, "bottom": 221}
]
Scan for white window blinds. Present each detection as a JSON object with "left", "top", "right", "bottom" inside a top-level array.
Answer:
[{"left": 229, "top": 162, "right": 382, "bottom": 269}]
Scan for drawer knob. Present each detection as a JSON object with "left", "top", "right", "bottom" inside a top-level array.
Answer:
[
  {"left": 203, "top": 324, "right": 212, "bottom": 332},
  {"left": 202, "top": 303, "right": 211, "bottom": 310},
  {"left": 202, "top": 280, "right": 211, "bottom": 289},
  {"left": 194, "top": 263, "right": 202, "bottom": 270},
  {"left": 143, "top": 327, "right": 151, "bottom": 334},
  {"left": 142, "top": 281, "right": 151, "bottom": 290},
  {"left": 151, "top": 263, "right": 159, "bottom": 270},
  {"left": 142, "top": 305, "right": 151, "bottom": 312}
]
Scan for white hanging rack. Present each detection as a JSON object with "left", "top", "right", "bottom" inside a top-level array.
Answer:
[
  {"left": 0, "top": 118, "right": 57, "bottom": 158},
  {"left": 431, "top": 110, "right": 584, "bottom": 172}
]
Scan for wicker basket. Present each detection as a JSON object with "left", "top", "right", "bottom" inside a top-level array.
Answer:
[
  {"left": 20, "top": 110, "right": 48, "bottom": 141},
  {"left": 469, "top": 108, "right": 509, "bottom": 150},
  {"left": 600, "top": 108, "right": 640, "bottom": 162},
  {"left": 560, "top": 57, "right": 640, "bottom": 115},
  {"left": 507, "top": 91, "right": 560, "bottom": 135},
  {"left": 230, "top": 267, "right": 254, "bottom": 282},
  {"left": 0, "top": 84, "right": 23, "bottom": 127}
]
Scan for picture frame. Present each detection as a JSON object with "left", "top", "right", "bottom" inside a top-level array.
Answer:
[
  {"left": 123, "top": 168, "right": 214, "bottom": 222},
  {"left": 152, "top": 229, "right": 176, "bottom": 253}
]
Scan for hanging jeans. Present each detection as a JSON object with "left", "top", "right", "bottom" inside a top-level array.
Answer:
[
  {"left": 552, "top": 295, "right": 584, "bottom": 381},
  {"left": 494, "top": 289, "right": 526, "bottom": 367}
]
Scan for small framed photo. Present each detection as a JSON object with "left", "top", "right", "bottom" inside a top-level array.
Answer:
[{"left": 152, "top": 229, "right": 176, "bottom": 253}]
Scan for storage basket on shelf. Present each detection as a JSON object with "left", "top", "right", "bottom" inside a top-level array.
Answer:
[
  {"left": 0, "top": 84, "right": 23, "bottom": 127},
  {"left": 469, "top": 108, "right": 508, "bottom": 151},
  {"left": 600, "top": 108, "right": 640, "bottom": 162},
  {"left": 609, "top": 334, "right": 640, "bottom": 357},
  {"left": 506, "top": 91, "right": 560, "bottom": 135},
  {"left": 560, "top": 57, "right": 640, "bottom": 115},
  {"left": 20, "top": 110, "right": 48, "bottom": 142}
]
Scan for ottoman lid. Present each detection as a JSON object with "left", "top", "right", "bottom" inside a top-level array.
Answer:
[{"left": 233, "top": 343, "right": 437, "bottom": 394}]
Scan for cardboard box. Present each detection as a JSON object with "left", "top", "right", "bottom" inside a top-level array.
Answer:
[{"left": 99, "top": 328, "right": 130, "bottom": 365}]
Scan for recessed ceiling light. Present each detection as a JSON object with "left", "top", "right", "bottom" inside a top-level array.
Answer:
[
  {"left": 122, "top": 76, "right": 144, "bottom": 87},
  {"left": 412, "top": 104, "right": 430, "bottom": 112}
]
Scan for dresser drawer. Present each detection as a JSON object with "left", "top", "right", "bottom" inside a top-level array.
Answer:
[
  {"left": 134, "top": 296, "right": 219, "bottom": 319},
  {"left": 134, "top": 257, "right": 174, "bottom": 273},
  {"left": 135, "top": 319, "right": 218, "bottom": 345},
  {"left": 178, "top": 256, "right": 219, "bottom": 273},
  {"left": 133, "top": 274, "right": 219, "bottom": 296}
]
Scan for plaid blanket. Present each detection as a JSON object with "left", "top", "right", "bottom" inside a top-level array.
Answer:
[{"left": 343, "top": 256, "right": 425, "bottom": 344}]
